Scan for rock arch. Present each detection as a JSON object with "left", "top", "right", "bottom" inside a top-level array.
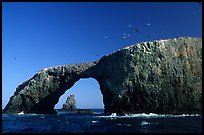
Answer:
[
  {"left": 3, "top": 37, "right": 202, "bottom": 114},
  {"left": 3, "top": 62, "right": 100, "bottom": 114}
]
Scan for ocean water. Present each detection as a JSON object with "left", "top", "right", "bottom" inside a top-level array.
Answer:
[{"left": 2, "top": 109, "right": 202, "bottom": 133}]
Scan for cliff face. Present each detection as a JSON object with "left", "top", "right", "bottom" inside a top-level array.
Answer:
[
  {"left": 94, "top": 37, "right": 202, "bottom": 114},
  {"left": 3, "top": 37, "right": 202, "bottom": 114}
]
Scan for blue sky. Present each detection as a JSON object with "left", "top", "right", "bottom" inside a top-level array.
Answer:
[{"left": 2, "top": 2, "right": 202, "bottom": 109}]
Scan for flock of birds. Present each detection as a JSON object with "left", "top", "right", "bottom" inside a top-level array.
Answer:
[
  {"left": 104, "top": 22, "right": 152, "bottom": 41},
  {"left": 99, "top": 2, "right": 202, "bottom": 57},
  {"left": 96, "top": 22, "right": 153, "bottom": 57},
  {"left": 12, "top": 2, "right": 202, "bottom": 59},
  {"left": 103, "top": 2, "right": 202, "bottom": 42}
]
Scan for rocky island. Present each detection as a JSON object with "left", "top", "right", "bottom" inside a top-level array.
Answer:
[
  {"left": 61, "top": 94, "right": 77, "bottom": 111},
  {"left": 3, "top": 37, "right": 202, "bottom": 115},
  {"left": 55, "top": 95, "right": 93, "bottom": 114}
]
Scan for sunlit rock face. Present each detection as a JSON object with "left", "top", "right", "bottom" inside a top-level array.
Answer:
[
  {"left": 3, "top": 37, "right": 202, "bottom": 114},
  {"left": 61, "top": 94, "right": 77, "bottom": 111},
  {"left": 94, "top": 37, "right": 202, "bottom": 114}
]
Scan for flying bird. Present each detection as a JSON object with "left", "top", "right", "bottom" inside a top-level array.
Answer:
[
  {"left": 135, "top": 29, "right": 140, "bottom": 33},
  {"left": 147, "top": 34, "right": 152, "bottom": 38}
]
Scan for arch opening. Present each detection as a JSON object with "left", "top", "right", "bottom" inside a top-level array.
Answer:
[{"left": 55, "top": 78, "right": 104, "bottom": 110}]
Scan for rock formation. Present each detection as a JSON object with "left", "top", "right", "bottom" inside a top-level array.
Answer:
[
  {"left": 3, "top": 37, "right": 202, "bottom": 114},
  {"left": 61, "top": 94, "right": 77, "bottom": 111},
  {"left": 3, "top": 62, "right": 96, "bottom": 114}
]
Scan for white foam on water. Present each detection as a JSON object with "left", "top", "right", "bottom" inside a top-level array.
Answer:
[
  {"left": 110, "top": 113, "right": 117, "bottom": 117},
  {"left": 98, "top": 113, "right": 200, "bottom": 118},
  {"left": 140, "top": 120, "right": 159, "bottom": 127},
  {"left": 17, "top": 111, "right": 24, "bottom": 115},
  {"left": 92, "top": 120, "right": 99, "bottom": 123},
  {"left": 93, "top": 112, "right": 101, "bottom": 114},
  {"left": 141, "top": 121, "right": 150, "bottom": 126},
  {"left": 40, "top": 116, "right": 45, "bottom": 119},
  {"left": 28, "top": 113, "right": 43, "bottom": 116},
  {"left": 124, "top": 124, "right": 131, "bottom": 127},
  {"left": 16, "top": 113, "right": 44, "bottom": 117}
]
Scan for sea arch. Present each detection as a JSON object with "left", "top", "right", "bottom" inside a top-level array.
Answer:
[
  {"left": 3, "top": 61, "right": 109, "bottom": 114},
  {"left": 3, "top": 37, "right": 202, "bottom": 114}
]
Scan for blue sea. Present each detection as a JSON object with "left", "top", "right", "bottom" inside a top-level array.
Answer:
[{"left": 2, "top": 109, "right": 202, "bottom": 133}]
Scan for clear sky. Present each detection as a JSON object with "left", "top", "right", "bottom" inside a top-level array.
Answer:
[{"left": 2, "top": 2, "right": 202, "bottom": 109}]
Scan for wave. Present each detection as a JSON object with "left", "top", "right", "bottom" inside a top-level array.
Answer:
[
  {"left": 141, "top": 121, "right": 150, "bottom": 126},
  {"left": 17, "top": 111, "right": 24, "bottom": 115},
  {"left": 15, "top": 113, "right": 45, "bottom": 117},
  {"left": 91, "top": 120, "right": 99, "bottom": 123},
  {"left": 97, "top": 113, "right": 200, "bottom": 118}
]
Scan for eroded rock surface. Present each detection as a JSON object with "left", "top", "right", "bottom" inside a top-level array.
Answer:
[
  {"left": 3, "top": 62, "right": 96, "bottom": 114},
  {"left": 3, "top": 37, "right": 202, "bottom": 114},
  {"left": 61, "top": 94, "right": 77, "bottom": 111}
]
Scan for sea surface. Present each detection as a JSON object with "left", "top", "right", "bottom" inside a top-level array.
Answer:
[{"left": 2, "top": 109, "right": 202, "bottom": 133}]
